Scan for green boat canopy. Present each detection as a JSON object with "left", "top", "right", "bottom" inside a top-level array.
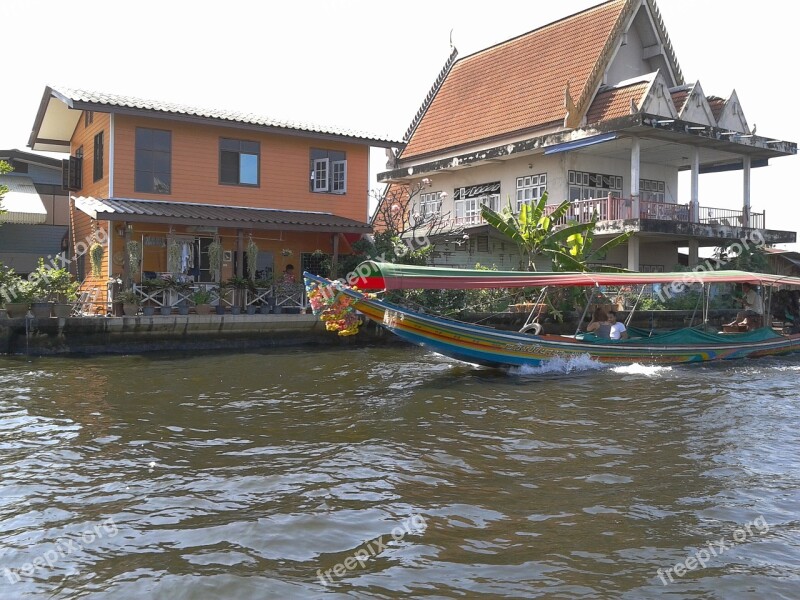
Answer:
[{"left": 351, "top": 261, "right": 800, "bottom": 290}]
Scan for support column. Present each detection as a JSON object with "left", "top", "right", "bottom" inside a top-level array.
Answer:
[
  {"left": 236, "top": 229, "right": 244, "bottom": 278},
  {"left": 630, "top": 137, "right": 640, "bottom": 219},
  {"left": 688, "top": 239, "right": 699, "bottom": 268},
  {"left": 331, "top": 234, "right": 339, "bottom": 278},
  {"left": 627, "top": 235, "right": 640, "bottom": 271},
  {"left": 743, "top": 155, "right": 751, "bottom": 227},
  {"left": 691, "top": 147, "right": 700, "bottom": 223},
  {"left": 122, "top": 222, "right": 131, "bottom": 287}
]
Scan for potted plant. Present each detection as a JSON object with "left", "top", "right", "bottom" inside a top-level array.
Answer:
[
  {"left": 254, "top": 277, "right": 274, "bottom": 314},
  {"left": 1, "top": 266, "right": 31, "bottom": 318},
  {"left": 214, "top": 282, "right": 229, "bottom": 315},
  {"left": 46, "top": 265, "right": 79, "bottom": 318},
  {"left": 140, "top": 278, "right": 162, "bottom": 315},
  {"left": 116, "top": 289, "right": 141, "bottom": 316},
  {"left": 89, "top": 241, "right": 104, "bottom": 277},
  {"left": 168, "top": 277, "right": 193, "bottom": 315},
  {"left": 145, "top": 278, "right": 173, "bottom": 315},
  {"left": 191, "top": 289, "right": 214, "bottom": 315},
  {"left": 226, "top": 276, "right": 251, "bottom": 315}
]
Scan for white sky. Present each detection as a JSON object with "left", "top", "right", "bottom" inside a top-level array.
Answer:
[{"left": 3, "top": 0, "right": 797, "bottom": 249}]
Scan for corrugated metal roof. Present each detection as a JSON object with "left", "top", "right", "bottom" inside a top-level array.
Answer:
[
  {"left": 72, "top": 197, "right": 373, "bottom": 233},
  {"left": 50, "top": 86, "right": 402, "bottom": 146},
  {"left": 0, "top": 175, "right": 48, "bottom": 224}
]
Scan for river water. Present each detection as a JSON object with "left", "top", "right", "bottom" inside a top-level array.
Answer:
[{"left": 1, "top": 345, "right": 799, "bottom": 599}]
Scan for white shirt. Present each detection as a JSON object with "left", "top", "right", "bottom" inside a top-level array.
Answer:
[
  {"left": 744, "top": 288, "right": 764, "bottom": 315},
  {"left": 609, "top": 321, "right": 627, "bottom": 340}
]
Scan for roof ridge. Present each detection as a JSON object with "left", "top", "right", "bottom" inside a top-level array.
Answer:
[{"left": 48, "top": 85, "right": 401, "bottom": 145}]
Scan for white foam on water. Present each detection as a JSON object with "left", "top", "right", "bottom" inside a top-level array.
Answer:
[
  {"left": 511, "top": 354, "right": 606, "bottom": 376},
  {"left": 610, "top": 363, "right": 673, "bottom": 376}
]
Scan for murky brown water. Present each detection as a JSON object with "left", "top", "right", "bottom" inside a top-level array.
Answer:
[{"left": 1, "top": 346, "right": 799, "bottom": 599}]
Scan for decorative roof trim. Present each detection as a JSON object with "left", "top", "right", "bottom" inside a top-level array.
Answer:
[{"left": 402, "top": 46, "right": 459, "bottom": 144}]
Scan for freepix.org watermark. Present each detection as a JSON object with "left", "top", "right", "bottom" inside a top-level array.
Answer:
[
  {"left": 3, "top": 517, "right": 119, "bottom": 584},
  {"left": 316, "top": 514, "right": 427, "bottom": 586},
  {"left": 656, "top": 230, "right": 765, "bottom": 302},
  {"left": 656, "top": 515, "right": 769, "bottom": 585}
]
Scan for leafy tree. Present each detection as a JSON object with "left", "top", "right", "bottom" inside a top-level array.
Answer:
[{"left": 0, "top": 160, "right": 12, "bottom": 224}]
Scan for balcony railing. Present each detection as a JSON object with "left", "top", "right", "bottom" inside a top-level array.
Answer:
[{"left": 442, "top": 198, "right": 764, "bottom": 230}]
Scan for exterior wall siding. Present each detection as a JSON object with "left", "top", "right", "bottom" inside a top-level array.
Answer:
[
  {"left": 70, "top": 112, "right": 111, "bottom": 200},
  {"left": 111, "top": 115, "right": 369, "bottom": 222}
]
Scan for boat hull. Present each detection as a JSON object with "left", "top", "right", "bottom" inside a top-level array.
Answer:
[{"left": 352, "top": 293, "right": 800, "bottom": 368}]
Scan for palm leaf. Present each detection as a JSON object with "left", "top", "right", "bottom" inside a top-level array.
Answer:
[{"left": 481, "top": 204, "right": 525, "bottom": 245}]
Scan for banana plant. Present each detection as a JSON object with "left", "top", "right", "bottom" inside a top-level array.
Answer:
[
  {"left": 481, "top": 191, "right": 632, "bottom": 272},
  {"left": 480, "top": 192, "right": 572, "bottom": 270},
  {"left": 544, "top": 212, "right": 633, "bottom": 272}
]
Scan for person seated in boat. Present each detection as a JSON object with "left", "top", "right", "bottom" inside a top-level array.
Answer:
[
  {"left": 608, "top": 310, "right": 628, "bottom": 340},
  {"left": 725, "top": 282, "right": 764, "bottom": 330},
  {"left": 586, "top": 306, "right": 611, "bottom": 338}
]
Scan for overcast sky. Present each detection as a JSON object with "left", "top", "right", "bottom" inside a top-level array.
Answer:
[{"left": 3, "top": 0, "right": 797, "bottom": 249}]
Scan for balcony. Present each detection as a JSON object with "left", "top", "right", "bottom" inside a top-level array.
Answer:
[{"left": 444, "top": 198, "right": 765, "bottom": 230}]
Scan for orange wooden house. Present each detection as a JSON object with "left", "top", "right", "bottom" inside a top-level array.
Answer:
[{"left": 28, "top": 86, "right": 399, "bottom": 306}]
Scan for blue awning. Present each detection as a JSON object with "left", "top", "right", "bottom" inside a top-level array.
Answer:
[{"left": 543, "top": 132, "right": 617, "bottom": 155}]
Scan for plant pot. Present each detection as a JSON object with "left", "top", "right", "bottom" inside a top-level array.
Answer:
[
  {"left": 5, "top": 303, "right": 29, "bottom": 318},
  {"left": 0, "top": 309, "right": 7, "bottom": 319},
  {"left": 246, "top": 305, "right": 257, "bottom": 315},
  {"left": 178, "top": 306, "right": 189, "bottom": 316},
  {"left": 142, "top": 306, "right": 156, "bottom": 316},
  {"left": 31, "top": 302, "right": 53, "bottom": 319},
  {"left": 122, "top": 303, "right": 139, "bottom": 316},
  {"left": 160, "top": 306, "right": 172, "bottom": 316},
  {"left": 260, "top": 304, "right": 271, "bottom": 314},
  {"left": 52, "top": 303, "right": 72, "bottom": 318},
  {"left": 195, "top": 304, "right": 212, "bottom": 315},
  {"left": 273, "top": 305, "right": 282, "bottom": 314},
  {"left": 231, "top": 306, "right": 241, "bottom": 315},
  {"left": 215, "top": 305, "right": 226, "bottom": 315}
]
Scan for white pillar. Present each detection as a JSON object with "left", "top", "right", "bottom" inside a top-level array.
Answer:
[
  {"left": 691, "top": 147, "right": 700, "bottom": 223},
  {"left": 627, "top": 235, "right": 640, "bottom": 271},
  {"left": 743, "top": 155, "right": 751, "bottom": 227},
  {"left": 630, "top": 137, "right": 640, "bottom": 219},
  {"left": 688, "top": 239, "right": 699, "bottom": 268}
]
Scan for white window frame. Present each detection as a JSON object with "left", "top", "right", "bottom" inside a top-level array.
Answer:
[
  {"left": 515, "top": 174, "right": 547, "bottom": 212},
  {"left": 455, "top": 193, "right": 499, "bottom": 223},
  {"left": 419, "top": 191, "right": 442, "bottom": 218},
  {"left": 332, "top": 160, "right": 347, "bottom": 194},
  {"left": 313, "top": 158, "right": 329, "bottom": 192}
]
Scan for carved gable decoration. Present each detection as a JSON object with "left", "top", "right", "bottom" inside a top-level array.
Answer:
[
  {"left": 675, "top": 81, "right": 716, "bottom": 126},
  {"left": 639, "top": 70, "right": 678, "bottom": 118},
  {"left": 713, "top": 90, "right": 750, "bottom": 134}
]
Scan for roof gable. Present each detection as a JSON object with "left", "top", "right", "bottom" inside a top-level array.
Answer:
[
  {"left": 674, "top": 81, "right": 716, "bottom": 126},
  {"left": 713, "top": 90, "right": 750, "bottom": 134}
]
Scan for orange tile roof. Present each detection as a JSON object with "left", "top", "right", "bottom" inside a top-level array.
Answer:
[
  {"left": 670, "top": 89, "right": 689, "bottom": 113},
  {"left": 706, "top": 95, "right": 726, "bottom": 121},
  {"left": 585, "top": 81, "right": 649, "bottom": 124},
  {"left": 401, "top": 0, "right": 628, "bottom": 160}
]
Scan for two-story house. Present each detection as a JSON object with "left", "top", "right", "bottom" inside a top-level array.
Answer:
[
  {"left": 378, "top": 0, "right": 796, "bottom": 272},
  {"left": 0, "top": 149, "right": 70, "bottom": 276},
  {"left": 27, "top": 86, "right": 398, "bottom": 305}
]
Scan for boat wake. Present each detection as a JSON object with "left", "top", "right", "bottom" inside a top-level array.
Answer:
[
  {"left": 511, "top": 354, "right": 606, "bottom": 376},
  {"left": 610, "top": 363, "right": 673, "bottom": 376}
]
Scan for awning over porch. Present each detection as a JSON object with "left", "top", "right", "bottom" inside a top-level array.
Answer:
[
  {"left": 72, "top": 197, "right": 373, "bottom": 234},
  {"left": 0, "top": 175, "right": 48, "bottom": 224}
]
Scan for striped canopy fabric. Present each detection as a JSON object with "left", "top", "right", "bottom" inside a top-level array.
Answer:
[{"left": 354, "top": 261, "right": 800, "bottom": 291}]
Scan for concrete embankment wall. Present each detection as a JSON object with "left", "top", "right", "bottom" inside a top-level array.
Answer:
[{"left": 0, "top": 314, "right": 392, "bottom": 356}]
